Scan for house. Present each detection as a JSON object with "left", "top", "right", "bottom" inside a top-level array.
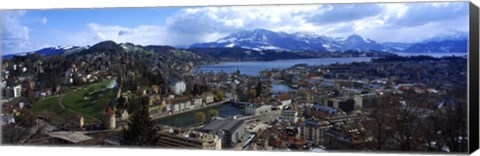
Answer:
[
  {"left": 202, "top": 92, "right": 214, "bottom": 104},
  {"left": 169, "top": 96, "right": 192, "bottom": 113},
  {"left": 192, "top": 96, "right": 203, "bottom": 108}
]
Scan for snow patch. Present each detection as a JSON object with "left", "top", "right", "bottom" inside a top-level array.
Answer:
[{"left": 225, "top": 43, "right": 235, "bottom": 48}]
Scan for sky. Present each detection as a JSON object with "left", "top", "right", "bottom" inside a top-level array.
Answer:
[{"left": 1, "top": 2, "right": 469, "bottom": 54}]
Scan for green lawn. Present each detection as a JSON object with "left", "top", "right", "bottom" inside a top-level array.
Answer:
[
  {"left": 32, "top": 95, "right": 67, "bottom": 124},
  {"left": 33, "top": 80, "right": 115, "bottom": 125}
]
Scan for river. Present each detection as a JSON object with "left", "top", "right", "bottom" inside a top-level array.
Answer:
[{"left": 155, "top": 103, "right": 244, "bottom": 127}]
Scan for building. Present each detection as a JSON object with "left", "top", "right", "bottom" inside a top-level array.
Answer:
[
  {"left": 300, "top": 117, "right": 333, "bottom": 146},
  {"left": 338, "top": 99, "right": 355, "bottom": 113},
  {"left": 157, "top": 126, "right": 222, "bottom": 150},
  {"left": 310, "top": 105, "right": 337, "bottom": 119},
  {"left": 354, "top": 93, "right": 378, "bottom": 110},
  {"left": 192, "top": 96, "right": 203, "bottom": 108},
  {"left": 325, "top": 122, "right": 373, "bottom": 150},
  {"left": 169, "top": 79, "right": 187, "bottom": 95},
  {"left": 199, "top": 119, "right": 245, "bottom": 148},
  {"left": 326, "top": 97, "right": 355, "bottom": 113},
  {"left": 1, "top": 114, "right": 15, "bottom": 125},
  {"left": 202, "top": 92, "right": 214, "bottom": 104},
  {"left": 276, "top": 93, "right": 292, "bottom": 109},
  {"left": 245, "top": 104, "right": 271, "bottom": 115},
  {"left": 13, "top": 85, "right": 22, "bottom": 98},
  {"left": 281, "top": 108, "right": 298, "bottom": 124},
  {"left": 251, "top": 123, "right": 311, "bottom": 150},
  {"left": 169, "top": 96, "right": 192, "bottom": 113},
  {"left": 3, "top": 85, "right": 22, "bottom": 99}
]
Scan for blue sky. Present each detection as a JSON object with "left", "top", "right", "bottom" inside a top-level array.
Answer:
[{"left": 1, "top": 2, "right": 469, "bottom": 54}]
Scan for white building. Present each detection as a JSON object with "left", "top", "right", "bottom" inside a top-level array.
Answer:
[
  {"left": 245, "top": 104, "right": 271, "bottom": 115},
  {"left": 192, "top": 97, "right": 203, "bottom": 108},
  {"left": 202, "top": 92, "right": 215, "bottom": 104},
  {"left": 1, "top": 114, "right": 15, "bottom": 125},
  {"left": 13, "top": 85, "right": 21, "bottom": 98},
  {"left": 169, "top": 81, "right": 186, "bottom": 95},
  {"left": 281, "top": 108, "right": 298, "bottom": 124}
]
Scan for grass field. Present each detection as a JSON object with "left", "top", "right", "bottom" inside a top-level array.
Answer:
[{"left": 33, "top": 80, "right": 115, "bottom": 125}]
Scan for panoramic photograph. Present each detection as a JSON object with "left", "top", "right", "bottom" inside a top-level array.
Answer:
[{"left": 0, "top": 1, "right": 471, "bottom": 153}]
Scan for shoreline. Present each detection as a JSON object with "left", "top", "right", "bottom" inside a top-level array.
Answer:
[{"left": 150, "top": 99, "right": 231, "bottom": 121}]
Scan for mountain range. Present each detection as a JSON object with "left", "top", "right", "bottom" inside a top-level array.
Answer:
[
  {"left": 3, "top": 28, "right": 468, "bottom": 59},
  {"left": 190, "top": 28, "right": 468, "bottom": 53}
]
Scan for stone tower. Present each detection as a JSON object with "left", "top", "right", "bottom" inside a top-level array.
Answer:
[{"left": 103, "top": 106, "right": 116, "bottom": 130}]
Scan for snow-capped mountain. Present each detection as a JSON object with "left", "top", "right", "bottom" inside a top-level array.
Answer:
[
  {"left": 190, "top": 29, "right": 398, "bottom": 52},
  {"left": 35, "top": 46, "right": 86, "bottom": 56},
  {"left": 190, "top": 29, "right": 326, "bottom": 51},
  {"left": 404, "top": 32, "right": 468, "bottom": 53},
  {"left": 382, "top": 42, "right": 414, "bottom": 51},
  {"left": 189, "top": 28, "right": 468, "bottom": 53}
]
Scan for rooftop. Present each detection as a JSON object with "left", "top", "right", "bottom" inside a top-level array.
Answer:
[
  {"left": 201, "top": 119, "right": 245, "bottom": 132},
  {"left": 47, "top": 131, "right": 93, "bottom": 144}
]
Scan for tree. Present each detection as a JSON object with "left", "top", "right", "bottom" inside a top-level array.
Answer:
[
  {"left": 208, "top": 109, "right": 219, "bottom": 118},
  {"left": 214, "top": 90, "right": 224, "bottom": 101},
  {"left": 195, "top": 112, "right": 206, "bottom": 125},
  {"left": 17, "top": 109, "right": 37, "bottom": 128},
  {"left": 192, "top": 83, "right": 201, "bottom": 96},
  {"left": 256, "top": 81, "right": 262, "bottom": 97},
  {"left": 122, "top": 105, "right": 160, "bottom": 146},
  {"left": 248, "top": 89, "right": 256, "bottom": 99}
]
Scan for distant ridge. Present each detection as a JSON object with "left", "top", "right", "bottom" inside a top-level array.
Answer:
[{"left": 190, "top": 28, "right": 468, "bottom": 53}]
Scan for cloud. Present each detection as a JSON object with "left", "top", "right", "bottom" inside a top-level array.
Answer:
[
  {"left": 161, "top": 2, "right": 468, "bottom": 44},
  {"left": 1, "top": 10, "right": 33, "bottom": 54},
  {"left": 381, "top": 2, "right": 469, "bottom": 28},
  {"left": 305, "top": 4, "right": 383, "bottom": 25},
  {"left": 83, "top": 23, "right": 168, "bottom": 45},
  {"left": 164, "top": 5, "right": 322, "bottom": 44},
  {"left": 41, "top": 17, "right": 48, "bottom": 25},
  {"left": 5, "top": 2, "right": 467, "bottom": 53}
]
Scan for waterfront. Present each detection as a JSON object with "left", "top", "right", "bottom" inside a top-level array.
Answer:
[
  {"left": 395, "top": 52, "right": 467, "bottom": 57},
  {"left": 196, "top": 57, "right": 373, "bottom": 76},
  {"left": 154, "top": 103, "right": 245, "bottom": 127}
]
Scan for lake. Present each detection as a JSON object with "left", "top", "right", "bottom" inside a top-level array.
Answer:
[{"left": 196, "top": 57, "right": 373, "bottom": 76}]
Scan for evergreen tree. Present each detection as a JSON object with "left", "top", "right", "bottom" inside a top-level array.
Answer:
[
  {"left": 255, "top": 81, "right": 262, "bottom": 97},
  {"left": 122, "top": 105, "right": 160, "bottom": 146}
]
